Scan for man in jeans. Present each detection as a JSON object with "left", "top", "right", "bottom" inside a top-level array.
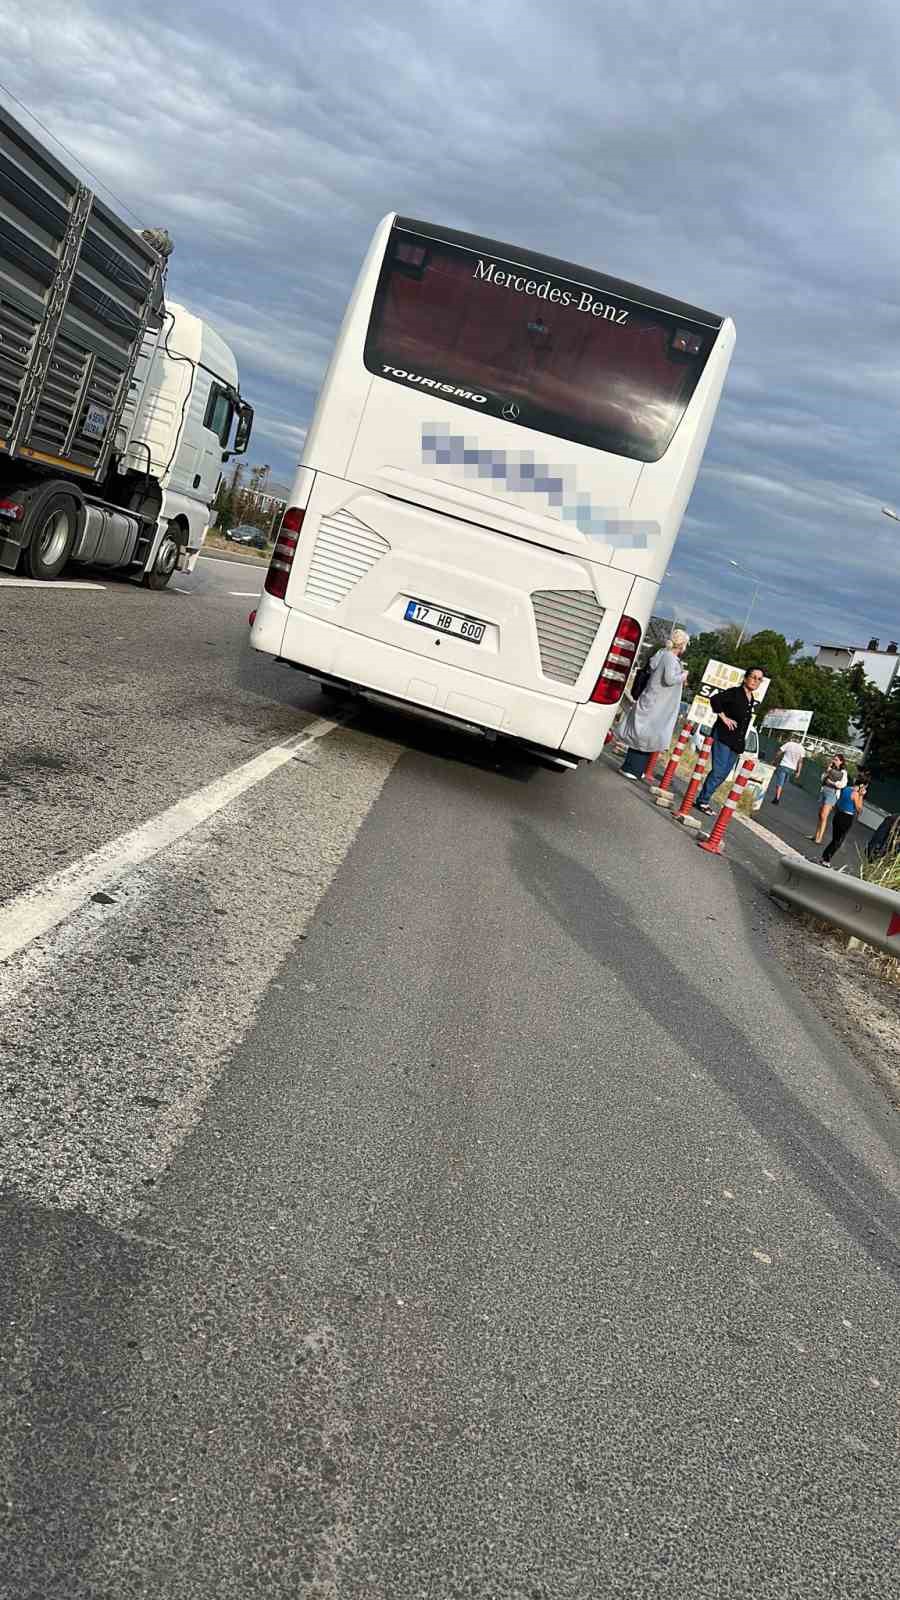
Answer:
[
  {"left": 695, "top": 668, "right": 764, "bottom": 814},
  {"left": 771, "top": 736, "right": 805, "bottom": 805}
]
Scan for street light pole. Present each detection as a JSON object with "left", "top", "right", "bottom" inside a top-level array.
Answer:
[
  {"left": 729, "top": 559, "right": 764, "bottom": 648},
  {"left": 736, "top": 583, "right": 761, "bottom": 649}
]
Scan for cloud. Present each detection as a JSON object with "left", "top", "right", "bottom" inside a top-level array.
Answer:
[
  {"left": 3, "top": 0, "right": 900, "bottom": 646},
  {"left": 253, "top": 415, "right": 308, "bottom": 458}
]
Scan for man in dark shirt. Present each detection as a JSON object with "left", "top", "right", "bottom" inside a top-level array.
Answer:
[{"left": 695, "top": 668, "right": 764, "bottom": 813}]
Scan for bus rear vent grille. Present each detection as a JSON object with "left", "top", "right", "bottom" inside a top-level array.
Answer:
[
  {"left": 531, "top": 589, "right": 605, "bottom": 685},
  {"left": 305, "top": 510, "right": 390, "bottom": 608}
]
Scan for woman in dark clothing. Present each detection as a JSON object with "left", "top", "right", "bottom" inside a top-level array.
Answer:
[{"left": 822, "top": 773, "right": 869, "bottom": 866}]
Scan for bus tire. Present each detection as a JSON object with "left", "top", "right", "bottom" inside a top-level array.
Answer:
[
  {"left": 22, "top": 490, "right": 80, "bottom": 580},
  {"left": 143, "top": 526, "right": 179, "bottom": 590}
]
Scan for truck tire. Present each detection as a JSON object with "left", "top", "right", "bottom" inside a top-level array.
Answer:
[
  {"left": 22, "top": 491, "right": 80, "bottom": 580},
  {"left": 143, "top": 527, "right": 179, "bottom": 590}
]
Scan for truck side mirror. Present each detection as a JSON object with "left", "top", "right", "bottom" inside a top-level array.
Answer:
[{"left": 234, "top": 402, "right": 254, "bottom": 455}]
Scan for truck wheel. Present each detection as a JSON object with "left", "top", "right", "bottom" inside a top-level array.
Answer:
[
  {"left": 144, "top": 529, "right": 179, "bottom": 590},
  {"left": 22, "top": 492, "right": 79, "bottom": 580}
]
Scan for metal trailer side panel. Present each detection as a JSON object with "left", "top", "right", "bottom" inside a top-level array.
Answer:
[{"left": 0, "top": 97, "right": 164, "bottom": 483}]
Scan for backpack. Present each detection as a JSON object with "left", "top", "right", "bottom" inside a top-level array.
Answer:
[{"left": 630, "top": 657, "right": 653, "bottom": 701}]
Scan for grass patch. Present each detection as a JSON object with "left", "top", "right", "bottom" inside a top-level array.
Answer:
[
  {"left": 203, "top": 531, "right": 270, "bottom": 560},
  {"left": 858, "top": 832, "right": 900, "bottom": 892}
]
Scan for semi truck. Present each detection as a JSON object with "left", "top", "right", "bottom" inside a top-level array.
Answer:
[{"left": 0, "top": 98, "right": 253, "bottom": 588}]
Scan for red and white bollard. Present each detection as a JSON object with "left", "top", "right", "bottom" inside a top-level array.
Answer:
[
  {"left": 697, "top": 757, "right": 755, "bottom": 855},
  {"left": 653, "top": 722, "right": 695, "bottom": 804},
  {"left": 672, "top": 735, "right": 712, "bottom": 827},
  {"left": 642, "top": 751, "right": 663, "bottom": 783}
]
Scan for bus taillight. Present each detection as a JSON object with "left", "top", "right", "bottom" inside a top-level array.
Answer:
[
  {"left": 264, "top": 507, "right": 305, "bottom": 600},
  {"left": 590, "top": 615, "right": 642, "bottom": 704}
]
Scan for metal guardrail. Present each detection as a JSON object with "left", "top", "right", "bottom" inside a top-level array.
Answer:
[{"left": 773, "top": 858, "right": 900, "bottom": 958}]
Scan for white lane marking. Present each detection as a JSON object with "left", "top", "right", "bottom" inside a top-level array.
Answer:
[
  {"left": 228, "top": 590, "right": 260, "bottom": 597},
  {"left": 0, "top": 718, "right": 341, "bottom": 965},
  {"left": 735, "top": 813, "right": 803, "bottom": 858},
  {"left": 197, "top": 554, "right": 266, "bottom": 569},
  {"left": 0, "top": 577, "right": 106, "bottom": 590},
  {"left": 171, "top": 585, "right": 193, "bottom": 594}
]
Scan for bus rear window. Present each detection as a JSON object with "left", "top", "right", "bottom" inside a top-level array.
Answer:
[{"left": 364, "top": 231, "right": 717, "bottom": 463}]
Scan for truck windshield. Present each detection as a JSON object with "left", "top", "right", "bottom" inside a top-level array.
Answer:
[{"left": 365, "top": 228, "right": 718, "bottom": 463}]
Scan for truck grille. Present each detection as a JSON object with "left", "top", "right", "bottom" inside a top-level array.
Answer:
[
  {"left": 305, "top": 510, "right": 390, "bottom": 608},
  {"left": 531, "top": 589, "right": 605, "bottom": 685}
]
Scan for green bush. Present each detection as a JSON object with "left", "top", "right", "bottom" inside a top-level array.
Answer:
[{"left": 858, "top": 831, "right": 900, "bottom": 890}]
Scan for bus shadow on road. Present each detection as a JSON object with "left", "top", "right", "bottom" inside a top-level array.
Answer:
[
  {"left": 509, "top": 817, "right": 900, "bottom": 1288},
  {"left": 336, "top": 696, "right": 544, "bottom": 783}
]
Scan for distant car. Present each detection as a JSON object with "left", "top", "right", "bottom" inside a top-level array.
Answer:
[
  {"left": 690, "top": 721, "right": 775, "bottom": 811},
  {"left": 226, "top": 524, "right": 269, "bottom": 549},
  {"left": 738, "top": 726, "right": 776, "bottom": 811}
]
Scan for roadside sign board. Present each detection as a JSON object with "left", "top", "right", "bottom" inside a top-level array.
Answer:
[
  {"left": 688, "top": 659, "right": 770, "bottom": 728},
  {"left": 761, "top": 708, "right": 813, "bottom": 735}
]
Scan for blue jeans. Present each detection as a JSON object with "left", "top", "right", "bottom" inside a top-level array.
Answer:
[
  {"left": 697, "top": 739, "right": 736, "bottom": 807},
  {"left": 622, "top": 746, "right": 651, "bottom": 777}
]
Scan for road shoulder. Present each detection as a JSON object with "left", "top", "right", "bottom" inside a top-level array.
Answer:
[
  {"left": 605, "top": 752, "right": 900, "bottom": 1112},
  {"left": 730, "top": 813, "right": 900, "bottom": 1110}
]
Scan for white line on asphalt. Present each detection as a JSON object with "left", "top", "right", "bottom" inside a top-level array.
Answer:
[
  {"left": 171, "top": 585, "right": 193, "bottom": 594},
  {"left": 735, "top": 813, "right": 804, "bottom": 859},
  {"left": 0, "top": 577, "right": 106, "bottom": 589},
  {"left": 198, "top": 554, "right": 266, "bottom": 569},
  {"left": 229, "top": 590, "right": 260, "bottom": 597},
  {"left": 0, "top": 718, "right": 342, "bottom": 965}
]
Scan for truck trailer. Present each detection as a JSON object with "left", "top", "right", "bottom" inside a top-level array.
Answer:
[{"left": 0, "top": 97, "right": 253, "bottom": 588}]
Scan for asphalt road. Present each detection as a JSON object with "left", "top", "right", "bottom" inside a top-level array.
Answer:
[
  {"left": 1, "top": 554, "right": 297, "bottom": 903},
  {"left": 1, "top": 563, "right": 898, "bottom": 1598}
]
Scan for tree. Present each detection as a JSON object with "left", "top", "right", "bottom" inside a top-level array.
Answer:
[
  {"left": 846, "top": 664, "right": 887, "bottom": 746},
  {"left": 225, "top": 462, "right": 276, "bottom": 535},
  {"left": 739, "top": 629, "right": 804, "bottom": 678},
  {"left": 781, "top": 658, "right": 858, "bottom": 741},
  {"left": 682, "top": 630, "right": 734, "bottom": 691},
  {"left": 856, "top": 671, "right": 900, "bottom": 778},
  {"left": 212, "top": 475, "right": 233, "bottom": 532},
  {"left": 681, "top": 624, "right": 858, "bottom": 739},
  {"left": 681, "top": 624, "right": 802, "bottom": 703},
  {"left": 868, "top": 686, "right": 900, "bottom": 777}
]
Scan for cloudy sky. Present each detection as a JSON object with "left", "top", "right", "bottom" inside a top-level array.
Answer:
[{"left": 4, "top": 0, "right": 900, "bottom": 648}]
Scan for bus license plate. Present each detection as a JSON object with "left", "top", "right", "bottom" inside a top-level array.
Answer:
[{"left": 404, "top": 600, "right": 486, "bottom": 644}]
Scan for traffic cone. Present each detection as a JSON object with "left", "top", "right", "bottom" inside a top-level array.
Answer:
[
  {"left": 653, "top": 722, "right": 695, "bottom": 801},
  {"left": 698, "top": 757, "right": 756, "bottom": 855},
  {"left": 672, "top": 735, "right": 713, "bottom": 827}
]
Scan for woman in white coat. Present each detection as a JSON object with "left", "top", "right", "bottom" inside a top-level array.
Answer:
[{"left": 618, "top": 629, "right": 690, "bottom": 779}]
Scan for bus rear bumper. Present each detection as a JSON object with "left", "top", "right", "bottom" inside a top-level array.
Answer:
[{"left": 250, "top": 593, "right": 616, "bottom": 759}]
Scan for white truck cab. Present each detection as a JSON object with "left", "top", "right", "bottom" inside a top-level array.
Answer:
[{"left": 119, "top": 303, "right": 251, "bottom": 576}]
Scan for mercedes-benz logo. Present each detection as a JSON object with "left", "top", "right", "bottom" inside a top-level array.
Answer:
[{"left": 501, "top": 403, "right": 520, "bottom": 422}]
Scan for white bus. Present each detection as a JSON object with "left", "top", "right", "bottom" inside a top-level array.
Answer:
[{"left": 251, "top": 215, "right": 734, "bottom": 767}]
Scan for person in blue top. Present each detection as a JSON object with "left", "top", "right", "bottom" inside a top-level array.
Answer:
[{"left": 821, "top": 771, "right": 869, "bottom": 866}]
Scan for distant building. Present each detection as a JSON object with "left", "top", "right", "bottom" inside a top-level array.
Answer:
[
  {"left": 241, "top": 479, "right": 291, "bottom": 518},
  {"left": 816, "top": 642, "right": 900, "bottom": 695}
]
